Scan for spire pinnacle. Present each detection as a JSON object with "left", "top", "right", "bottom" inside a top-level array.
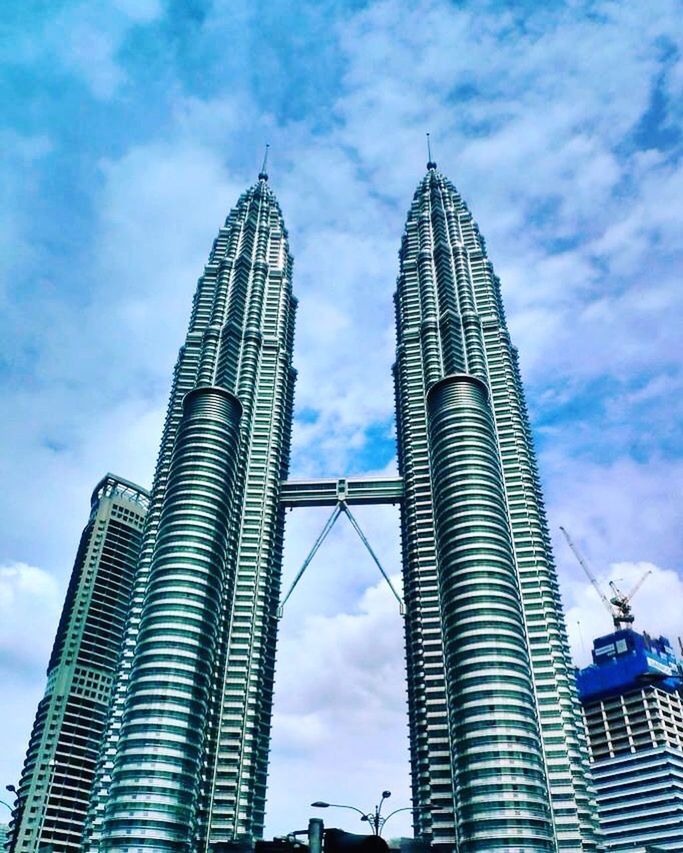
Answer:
[
  {"left": 426, "top": 132, "right": 437, "bottom": 170},
  {"left": 258, "top": 144, "right": 270, "bottom": 181}
]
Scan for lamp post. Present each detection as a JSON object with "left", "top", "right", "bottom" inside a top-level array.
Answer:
[
  {"left": 311, "top": 801, "right": 368, "bottom": 821},
  {"left": 312, "top": 792, "right": 390, "bottom": 836},
  {"left": 312, "top": 792, "right": 436, "bottom": 837},
  {"left": 367, "top": 790, "right": 391, "bottom": 835}
]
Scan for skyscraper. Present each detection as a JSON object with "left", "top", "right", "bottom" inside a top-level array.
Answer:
[
  {"left": 80, "top": 161, "right": 600, "bottom": 852},
  {"left": 6, "top": 474, "right": 149, "bottom": 852},
  {"left": 393, "top": 163, "right": 599, "bottom": 851},
  {"left": 85, "top": 169, "right": 297, "bottom": 851},
  {"left": 577, "top": 628, "right": 683, "bottom": 849}
]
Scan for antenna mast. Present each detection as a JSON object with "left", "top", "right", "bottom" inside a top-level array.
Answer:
[
  {"left": 258, "top": 143, "right": 270, "bottom": 181},
  {"left": 426, "top": 132, "right": 436, "bottom": 170}
]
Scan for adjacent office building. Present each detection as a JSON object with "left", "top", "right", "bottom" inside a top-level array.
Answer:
[
  {"left": 578, "top": 629, "right": 683, "bottom": 850},
  {"left": 5, "top": 475, "right": 149, "bottom": 852}
]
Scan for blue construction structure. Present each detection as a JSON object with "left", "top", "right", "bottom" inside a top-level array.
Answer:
[{"left": 577, "top": 629, "right": 683, "bottom": 703}]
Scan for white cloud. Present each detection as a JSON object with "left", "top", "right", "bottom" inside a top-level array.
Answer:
[
  {"left": 15, "top": 1, "right": 165, "bottom": 99},
  {"left": 0, "top": 563, "right": 62, "bottom": 790},
  {"left": 0, "top": 562, "right": 62, "bottom": 679},
  {"left": 96, "top": 139, "right": 247, "bottom": 367},
  {"left": 265, "top": 504, "right": 408, "bottom": 836},
  {"left": 546, "top": 452, "right": 683, "bottom": 668},
  {"left": 270, "top": 569, "right": 411, "bottom": 838},
  {"left": 0, "top": 131, "right": 54, "bottom": 298},
  {"left": 0, "top": 562, "right": 60, "bottom": 606},
  {"left": 545, "top": 454, "right": 683, "bottom": 574}
]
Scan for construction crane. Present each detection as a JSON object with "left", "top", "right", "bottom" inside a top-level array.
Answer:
[{"left": 559, "top": 525, "right": 651, "bottom": 630}]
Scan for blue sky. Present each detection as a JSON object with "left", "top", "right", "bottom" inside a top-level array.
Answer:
[{"left": 2, "top": 0, "right": 683, "bottom": 839}]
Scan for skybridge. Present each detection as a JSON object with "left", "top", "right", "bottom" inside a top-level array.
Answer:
[
  {"left": 277, "top": 475, "right": 406, "bottom": 617},
  {"left": 279, "top": 475, "right": 404, "bottom": 508}
]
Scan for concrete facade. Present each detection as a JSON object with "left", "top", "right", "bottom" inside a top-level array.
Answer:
[{"left": 6, "top": 475, "right": 148, "bottom": 852}]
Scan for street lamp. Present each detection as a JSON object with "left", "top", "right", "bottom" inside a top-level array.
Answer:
[
  {"left": 366, "top": 791, "right": 391, "bottom": 835},
  {"left": 378, "top": 807, "right": 413, "bottom": 826},
  {"left": 4, "top": 784, "right": 22, "bottom": 853},
  {"left": 312, "top": 792, "right": 437, "bottom": 837},
  {"left": 311, "top": 802, "right": 368, "bottom": 820},
  {"left": 312, "top": 795, "right": 389, "bottom": 835}
]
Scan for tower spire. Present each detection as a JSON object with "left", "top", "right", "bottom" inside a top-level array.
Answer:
[
  {"left": 258, "top": 143, "right": 270, "bottom": 181},
  {"left": 426, "top": 132, "right": 437, "bottom": 170}
]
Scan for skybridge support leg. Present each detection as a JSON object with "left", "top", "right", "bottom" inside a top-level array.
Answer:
[
  {"left": 277, "top": 504, "right": 342, "bottom": 617},
  {"left": 277, "top": 499, "right": 404, "bottom": 617},
  {"left": 340, "top": 503, "right": 405, "bottom": 615}
]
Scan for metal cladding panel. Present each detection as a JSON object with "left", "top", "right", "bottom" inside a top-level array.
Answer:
[
  {"left": 589, "top": 747, "right": 683, "bottom": 850},
  {"left": 279, "top": 476, "right": 404, "bottom": 507},
  {"left": 427, "top": 374, "right": 554, "bottom": 851},
  {"left": 201, "top": 189, "right": 297, "bottom": 846},
  {"left": 100, "top": 388, "right": 243, "bottom": 849},
  {"left": 79, "top": 166, "right": 602, "bottom": 852}
]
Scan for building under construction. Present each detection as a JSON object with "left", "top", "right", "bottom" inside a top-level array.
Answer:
[{"left": 577, "top": 629, "right": 683, "bottom": 850}]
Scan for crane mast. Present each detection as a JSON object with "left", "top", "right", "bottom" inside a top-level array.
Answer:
[{"left": 559, "top": 526, "right": 651, "bottom": 630}]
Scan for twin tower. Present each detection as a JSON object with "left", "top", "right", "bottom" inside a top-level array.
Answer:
[{"left": 80, "top": 163, "right": 600, "bottom": 851}]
